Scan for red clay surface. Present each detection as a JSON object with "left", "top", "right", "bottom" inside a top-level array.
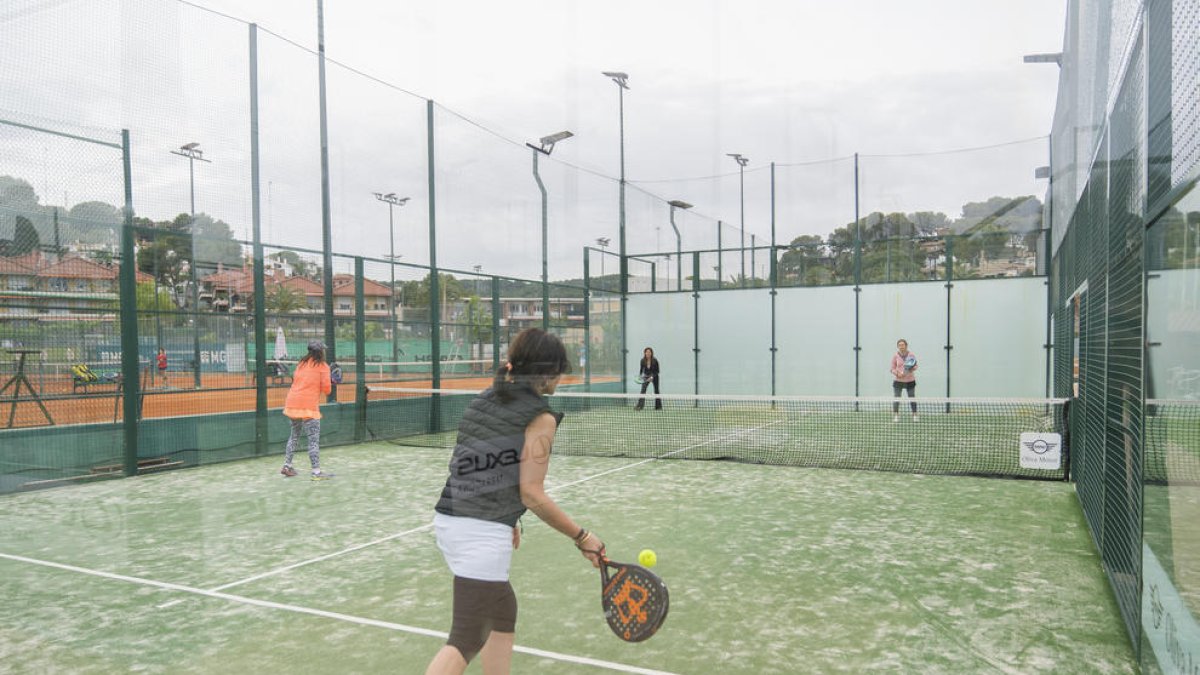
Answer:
[{"left": 2, "top": 374, "right": 602, "bottom": 428}]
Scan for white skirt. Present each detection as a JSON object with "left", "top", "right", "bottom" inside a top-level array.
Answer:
[{"left": 433, "top": 512, "right": 515, "bottom": 582}]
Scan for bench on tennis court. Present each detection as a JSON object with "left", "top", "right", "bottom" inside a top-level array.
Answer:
[
  {"left": 87, "top": 456, "right": 184, "bottom": 476},
  {"left": 71, "top": 367, "right": 122, "bottom": 393},
  {"left": 253, "top": 361, "right": 292, "bottom": 386},
  {"left": 19, "top": 457, "right": 183, "bottom": 490}
]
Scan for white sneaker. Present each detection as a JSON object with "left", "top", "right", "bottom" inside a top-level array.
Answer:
[
  {"left": 912, "top": 414, "right": 919, "bottom": 422},
  {"left": 892, "top": 414, "right": 899, "bottom": 422}
]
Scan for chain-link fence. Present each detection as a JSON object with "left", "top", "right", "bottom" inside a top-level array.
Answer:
[{"left": 1049, "top": 1, "right": 1200, "bottom": 669}]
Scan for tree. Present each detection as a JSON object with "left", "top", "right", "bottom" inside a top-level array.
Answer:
[
  {"left": 337, "top": 321, "right": 382, "bottom": 342},
  {"left": 956, "top": 195, "right": 1042, "bottom": 234},
  {"left": 10, "top": 216, "right": 41, "bottom": 256},
  {"left": 0, "top": 175, "right": 38, "bottom": 209},
  {"left": 135, "top": 217, "right": 189, "bottom": 291},
  {"left": 778, "top": 235, "right": 834, "bottom": 286},
  {"left": 859, "top": 241, "right": 926, "bottom": 283},
  {"left": 135, "top": 280, "right": 177, "bottom": 312},
  {"left": 269, "top": 250, "right": 319, "bottom": 280},
  {"left": 0, "top": 177, "right": 53, "bottom": 256},
  {"left": 176, "top": 212, "right": 243, "bottom": 272},
  {"left": 1147, "top": 206, "right": 1200, "bottom": 269},
  {"left": 951, "top": 224, "right": 1014, "bottom": 267},
  {"left": 67, "top": 201, "right": 122, "bottom": 245},
  {"left": 266, "top": 285, "right": 307, "bottom": 313},
  {"left": 463, "top": 296, "right": 494, "bottom": 359},
  {"left": 909, "top": 211, "right": 952, "bottom": 235},
  {"left": 399, "top": 273, "right": 470, "bottom": 308},
  {"left": 89, "top": 249, "right": 115, "bottom": 266}
]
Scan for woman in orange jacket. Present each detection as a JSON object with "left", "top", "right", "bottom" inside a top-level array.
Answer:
[{"left": 280, "top": 340, "right": 334, "bottom": 480}]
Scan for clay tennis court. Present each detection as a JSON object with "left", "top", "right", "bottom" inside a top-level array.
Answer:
[{"left": 2, "top": 373, "right": 598, "bottom": 428}]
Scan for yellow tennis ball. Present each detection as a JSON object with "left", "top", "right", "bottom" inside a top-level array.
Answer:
[{"left": 638, "top": 549, "right": 657, "bottom": 568}]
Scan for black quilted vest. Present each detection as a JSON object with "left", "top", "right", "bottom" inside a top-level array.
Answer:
[{"left": 434, "top": 385, "right": 558, "bottom": 527}]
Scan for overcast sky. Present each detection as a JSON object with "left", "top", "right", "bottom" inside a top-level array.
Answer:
[{"left": 2, "top": 0, "right": 1067, "bottom": 283}]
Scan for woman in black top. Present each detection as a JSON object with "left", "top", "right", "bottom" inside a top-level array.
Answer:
[
  {"left": 426, "top": 328, "right": 605, "bottom": 675},
  {"left": 636, "top": 346, "right": 661, "bottom": 410}
]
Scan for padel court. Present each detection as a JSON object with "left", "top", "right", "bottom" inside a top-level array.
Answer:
[{"left": 0, "top": 440, "right": 1136, "bottom": 673}]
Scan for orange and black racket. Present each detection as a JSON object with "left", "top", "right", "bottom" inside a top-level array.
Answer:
[{"left": 598, "top": 554, "right": 669, "bottom": 642}]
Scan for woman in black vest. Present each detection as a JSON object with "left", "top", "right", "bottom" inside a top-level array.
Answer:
[
  {"left": 427, "top": 328, "right": 605, "bottom": 674},
  {"left": 635, "top": 346, "right": 661, "bottom": 410}
]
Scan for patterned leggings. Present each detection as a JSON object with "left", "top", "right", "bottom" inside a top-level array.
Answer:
[{"left": 284, "top": 418, "right": 322, "bottom": 470}]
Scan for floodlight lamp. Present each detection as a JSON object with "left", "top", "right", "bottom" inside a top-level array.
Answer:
[
  {"left": 668, "top": 200, "right": 693, "bottom": 210},
  {"left": 602, "top": 71, "right": 630, "bottom": 89},
  {"left": 596, "top": 237, "right": 611, "bottom": 247},
  {"left": 1023, "top": 52, "right": 1062, "bottom": 66},
  {"left": 181, "top": 142, "right": 199, "bottom": 151},
  {"left": 374, "top": 192, "right": 410, "bottom": 205},
  {"left": 727, "top": 153, "right": 749, "bottom": 167},
  {"left": 1034, "top": 166, "right": 1051, "bottom": 179},
  {"left": 541, "top": 131, "right": 574, "bottom": 146},
  {"left": 529, "top": 130, "right": 574, "bottom": 155}
]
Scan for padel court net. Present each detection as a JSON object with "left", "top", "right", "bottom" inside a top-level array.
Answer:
[{"left": 366, "top": 387, "right": 1071, "bottom": 480}]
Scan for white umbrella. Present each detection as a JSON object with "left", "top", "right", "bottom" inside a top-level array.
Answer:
[{"left": 274, "top": 326, "right": 288, "bottom": 361}]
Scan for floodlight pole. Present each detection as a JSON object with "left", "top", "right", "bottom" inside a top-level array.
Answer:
[
  {"left": 317, "top": 0, "right": 336, "bottom": 401},
  {"left": 595, "top": 237, "right": 610, "bottom": 279},
  {"left": 527, "top": 131, "right": 573, "bottom": 332},
  {"left": 604, "top": 71, "right": 630, "bottom": 387},
  {"left": 728, "top": 153, "right": 749, "bottom": 287},
  {"left": 668, "top": 200, "right": 692, "bottom": 291},
  {"left": 374, "top": 192, "right": 408, "bottom": 366},
  {"left": 170, "top": 142, "right": 210, "bottom": 390}
]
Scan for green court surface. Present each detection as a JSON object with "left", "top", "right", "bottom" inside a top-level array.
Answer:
[{"left": 0, "top": 443, "right": 1136, "bottom": 673}]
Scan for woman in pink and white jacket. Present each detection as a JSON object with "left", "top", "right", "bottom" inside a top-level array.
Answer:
[{"left": 889, "top": 338, "right": 918, "bottom": 422}]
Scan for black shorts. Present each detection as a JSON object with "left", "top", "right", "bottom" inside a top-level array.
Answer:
[{"left": 446, "top": 576, "right": 517, "bottom": 662}]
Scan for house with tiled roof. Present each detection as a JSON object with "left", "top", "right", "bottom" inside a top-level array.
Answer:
[
  {"left": 198, "top": 268, "right": 394, "bottom": 317},
  {"left": 0, "top": 255, "right": 36, "bottom": 293},
  {"left": 201, "top": 266, "right": 255, "bottom": 312},
  {"left": 0, "top": 252, "right": 151, "bottom": 316},
  {"left": 332, "top": 274, "right": 392, "bottom": 317}
]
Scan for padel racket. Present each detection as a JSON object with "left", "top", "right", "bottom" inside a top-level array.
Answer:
[
  {"left": 903, "top": 355, "right": 917, "bottom": 372},
  {"left": 598, "top": 555, "right": 669, "bottom": 642},
  {"left": 329, "top": 362, "right": 343, "bottom": 385}
]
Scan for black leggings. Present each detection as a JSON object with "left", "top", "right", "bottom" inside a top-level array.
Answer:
[
  {"left": 638, "top": 377, "right": 661, "bottom": 409},
  {"left": 892, "top": 380, "right": 916, "bottom": 413}
]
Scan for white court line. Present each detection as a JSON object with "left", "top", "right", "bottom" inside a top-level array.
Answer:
[
  {"left": 0, "top": 551, "right": 677, "bottom": 675},
  {"left": 156, "top": 522, "right": 438, "bottom": 608},
  {"left": 165, "top": 418, "right": 786, "bottom": 607}
]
